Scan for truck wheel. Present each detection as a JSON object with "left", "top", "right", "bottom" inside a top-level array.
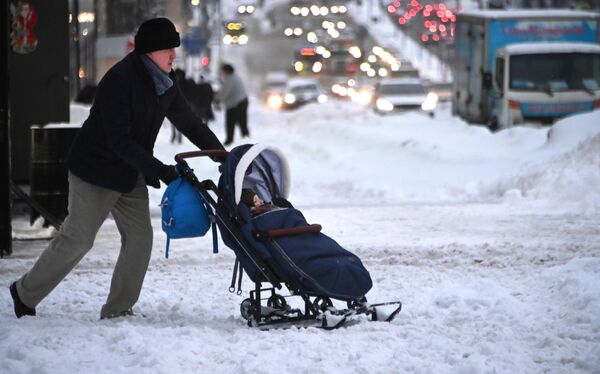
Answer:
[{"left": 487, "top": 118, "right": 499, "bottom": 132}]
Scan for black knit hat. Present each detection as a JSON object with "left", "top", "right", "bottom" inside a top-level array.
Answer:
[{"left": 134, "top": 18, "right": 180, "bottom": 54}]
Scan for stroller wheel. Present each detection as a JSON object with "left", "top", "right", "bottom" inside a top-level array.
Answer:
[
  {"left": 312, "top": 296, "right": 333, "bottom": 312},
  {"left": 267, "top": 294, "right": 287, "bottom": 309},
  {"left": 240, "top": 298, "right": 258, "bottom": 321}
]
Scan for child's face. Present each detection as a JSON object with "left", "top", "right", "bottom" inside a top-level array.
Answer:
[{"left": 253, "top": 194, "right": 263, "bottom": 207}]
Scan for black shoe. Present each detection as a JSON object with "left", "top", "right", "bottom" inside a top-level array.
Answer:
[
  {"left": 100, "top": 308, "right": 135, "bottom": 320},
  {"left": 9, "top": 282, "right": 36, "bottom": 318},
  {"left": 223, "top": 140, "right": 233, "bottom": 146}
]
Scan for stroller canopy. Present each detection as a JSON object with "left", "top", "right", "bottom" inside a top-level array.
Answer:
[{"left": 226, "top": 144, "right": 291, "bottom": 206}]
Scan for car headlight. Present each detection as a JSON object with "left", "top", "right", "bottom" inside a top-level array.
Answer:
[
  {"left": 284, "top": 93, "right": 296, "bottom": 104},
  {"left": 312, "top": 61, "right": 323, "bottom": 73},
  {"left": 317, "top": 94, "right": 327, "bottom": 103},
  {"left": 266, "top": 94, "right": 283, "bottom": 109},
  {"left": 238, "top": 34, "right": 248, "bottom": 45},
  {"left": 352, "top": 90, "right": 372, "bottom": 106},
  {"left": 223, "top": 35, "right": 232, "bottom": 44},
  {"left": 421, "top": 92, "right": 438, "bottom": 111},
  {"left": 376, "top": 98, "right": 394, "bottom": 112}
]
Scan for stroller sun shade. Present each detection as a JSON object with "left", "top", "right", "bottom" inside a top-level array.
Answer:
[{"left": 234, "top": 144, "right": 290, "bottom": 205}]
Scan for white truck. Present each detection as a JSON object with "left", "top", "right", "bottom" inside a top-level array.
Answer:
[{"left": 452, "top": 10, "right": 600, "bottom": 130}]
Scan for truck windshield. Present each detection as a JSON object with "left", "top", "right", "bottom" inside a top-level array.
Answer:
[{"left": 510, "top": 53, "right": 600, "bottom": 93}]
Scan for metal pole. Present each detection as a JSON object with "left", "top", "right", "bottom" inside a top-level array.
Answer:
[
  {"left": 1, "top": 0, "right": 12, "bottom": 257},
  {"left": 72, "top": 0, "right": 81, "bottom": 95}
]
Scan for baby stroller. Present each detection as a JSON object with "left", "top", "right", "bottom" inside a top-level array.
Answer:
[{"left": 174, "top": 144, "right": 401, "bottom": 329}]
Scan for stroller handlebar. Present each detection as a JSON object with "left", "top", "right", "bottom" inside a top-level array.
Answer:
[{"left": 174, "top": 150, "right": 229, "bottom": 164}]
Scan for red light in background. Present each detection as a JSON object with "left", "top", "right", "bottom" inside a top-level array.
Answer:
[
  {"left": 421, "top": 34, "right": 429, "bottom": 42},
  {"left": 393, "top": 0, "right": 401, "bottom": 6},
  {"left": 387, "top": 5, "right": 396, "bottom": 13},
  {"left": 432, "top": 34, "right": 440, "bottom": 41},
  {"left": 201, "top": 56, "right": 209, "bottom": 66},
  {"left": 398, "top": 16, "right": 406, "bottom": 24},
  {"left": 300, "top": 48, "right": 316, "bottom": 56}
]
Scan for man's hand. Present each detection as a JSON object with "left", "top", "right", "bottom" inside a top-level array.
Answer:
[
  {"left": 158, "top": 165, "right": 178, "bottom": 185},
  {"left": 210, "top": 153, "right": 228, "bottom": 164}
]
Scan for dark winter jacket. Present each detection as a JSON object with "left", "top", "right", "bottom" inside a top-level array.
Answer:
[{"left": 67, "top": 52, "right": 224, "bottom": 193}]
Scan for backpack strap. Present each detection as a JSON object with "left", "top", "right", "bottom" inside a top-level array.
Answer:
[
  {"left": 229, "top": 258, "right": 244, "bottom": 295},
  {"left": 160, "top": 192, "right": 177, "bottom": 259},
  {"left": 200, "top": 195, "right": 219, "bottom": 254}
]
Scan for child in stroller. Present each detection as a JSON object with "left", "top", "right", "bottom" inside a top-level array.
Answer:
[{"left": 240, "top": 188, "right": 281, "bottom": 216}]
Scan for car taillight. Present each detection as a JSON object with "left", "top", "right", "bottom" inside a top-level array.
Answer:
[
  {"left": 594, "top": 99, "right": 600, "bottom": 109},
  {"left": 508, "top": 100, "right": 520, "bottom": 110}
]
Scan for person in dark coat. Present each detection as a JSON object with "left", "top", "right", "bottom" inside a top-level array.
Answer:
[
  {"left": 171, "top": 69, "right": 190, "bottom": 143},
  {"left": 195, "top": 75, "right": 215, "bottom": 124},
  {"left": 9, "top": 17, "right": 225, "bottom": 320}
]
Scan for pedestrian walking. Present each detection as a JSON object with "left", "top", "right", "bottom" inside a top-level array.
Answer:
[
  {"left": 217, "top": 63, "right": 249, "bottom": 146},
  {"left": 8, "top": 17, "right": 225, "bottom": 320}
]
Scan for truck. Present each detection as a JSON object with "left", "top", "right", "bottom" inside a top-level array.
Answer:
[{"left": 452, "top": 10, "right": 600, "bottom": 130}]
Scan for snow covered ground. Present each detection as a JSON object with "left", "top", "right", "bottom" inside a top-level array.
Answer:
[
  {"left": 2, "top": 97, "right": 599, "bottom": 373},
  {"left": 2, "top": 2, "right": 600, "bottom": 373}
]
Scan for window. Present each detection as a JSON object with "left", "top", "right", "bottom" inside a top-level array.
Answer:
[{"left": 509, "top": 53, "right": 600, "bottom": 92}]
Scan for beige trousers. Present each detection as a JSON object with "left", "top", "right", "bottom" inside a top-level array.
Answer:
[{"left": 16, "top": 172, "right": 153, "bottom": 318}]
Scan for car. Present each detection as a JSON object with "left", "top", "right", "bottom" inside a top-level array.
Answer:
[
  {"left": 331, "top": 78, "right": 373, "bottom": 105},
  {"left": 264, "top": 77, "right": 328, "bottom": 110},
  {"left": 261, "top": 71, "right": 289, "bottom": 110},
  {"left": 373, "top": 78, "right": 438, "bottom": 115},
  {"left": 223, "top": 21, "right": 248, "bottom": 45},
  {"left": 292, "top": 45, "right": 324, "bottom": 75},
  {"left": 284, "top": 77, "right": 328, "bottom": 108},
  {"left": 237, "top": 1, "right": 257, "bottom": 15}
]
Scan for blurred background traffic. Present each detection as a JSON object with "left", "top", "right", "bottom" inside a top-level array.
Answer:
[{"left": 67, "top": 0, "right": 598, "bottom": 117}]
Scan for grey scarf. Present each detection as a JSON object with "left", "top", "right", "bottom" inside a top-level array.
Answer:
[{"left": 141, "top": 55, "right": 173, "bottom": 95}]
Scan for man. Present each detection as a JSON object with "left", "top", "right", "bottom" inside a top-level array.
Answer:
[
  {"left": 217, "top": 64, "right": 249, "bottom": 146},
  {"left": 9, "top": 17, "right": 225, "bottom": 319}
]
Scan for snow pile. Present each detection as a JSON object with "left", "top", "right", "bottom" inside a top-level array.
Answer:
[{"left": 472, "top": 111, "right": 600, "bottom": 212}]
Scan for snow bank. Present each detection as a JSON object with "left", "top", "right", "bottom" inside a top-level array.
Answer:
[{"left": 471, "top": 111, "right": 600, "bottom": 212}]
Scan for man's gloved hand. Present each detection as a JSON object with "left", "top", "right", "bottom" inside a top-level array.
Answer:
[
  {"left": 210, "top": 153, "right": 228, "bottom": 164},
  {"left": 158, "top": 165, "right": 178, "bottom": 185}
]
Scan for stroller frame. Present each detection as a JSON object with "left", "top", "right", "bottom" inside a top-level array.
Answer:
[{"left": 174, "top": 150, "right": 401, "bottom": 329}]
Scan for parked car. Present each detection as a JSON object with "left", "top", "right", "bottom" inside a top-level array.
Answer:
[{"left": 373, "top": 78, "right": 438, "bottom": 116}]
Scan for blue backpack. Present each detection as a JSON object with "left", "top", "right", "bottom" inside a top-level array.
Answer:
[{"left": 160, "top": 177, "right": 217, "bottom": 258}]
